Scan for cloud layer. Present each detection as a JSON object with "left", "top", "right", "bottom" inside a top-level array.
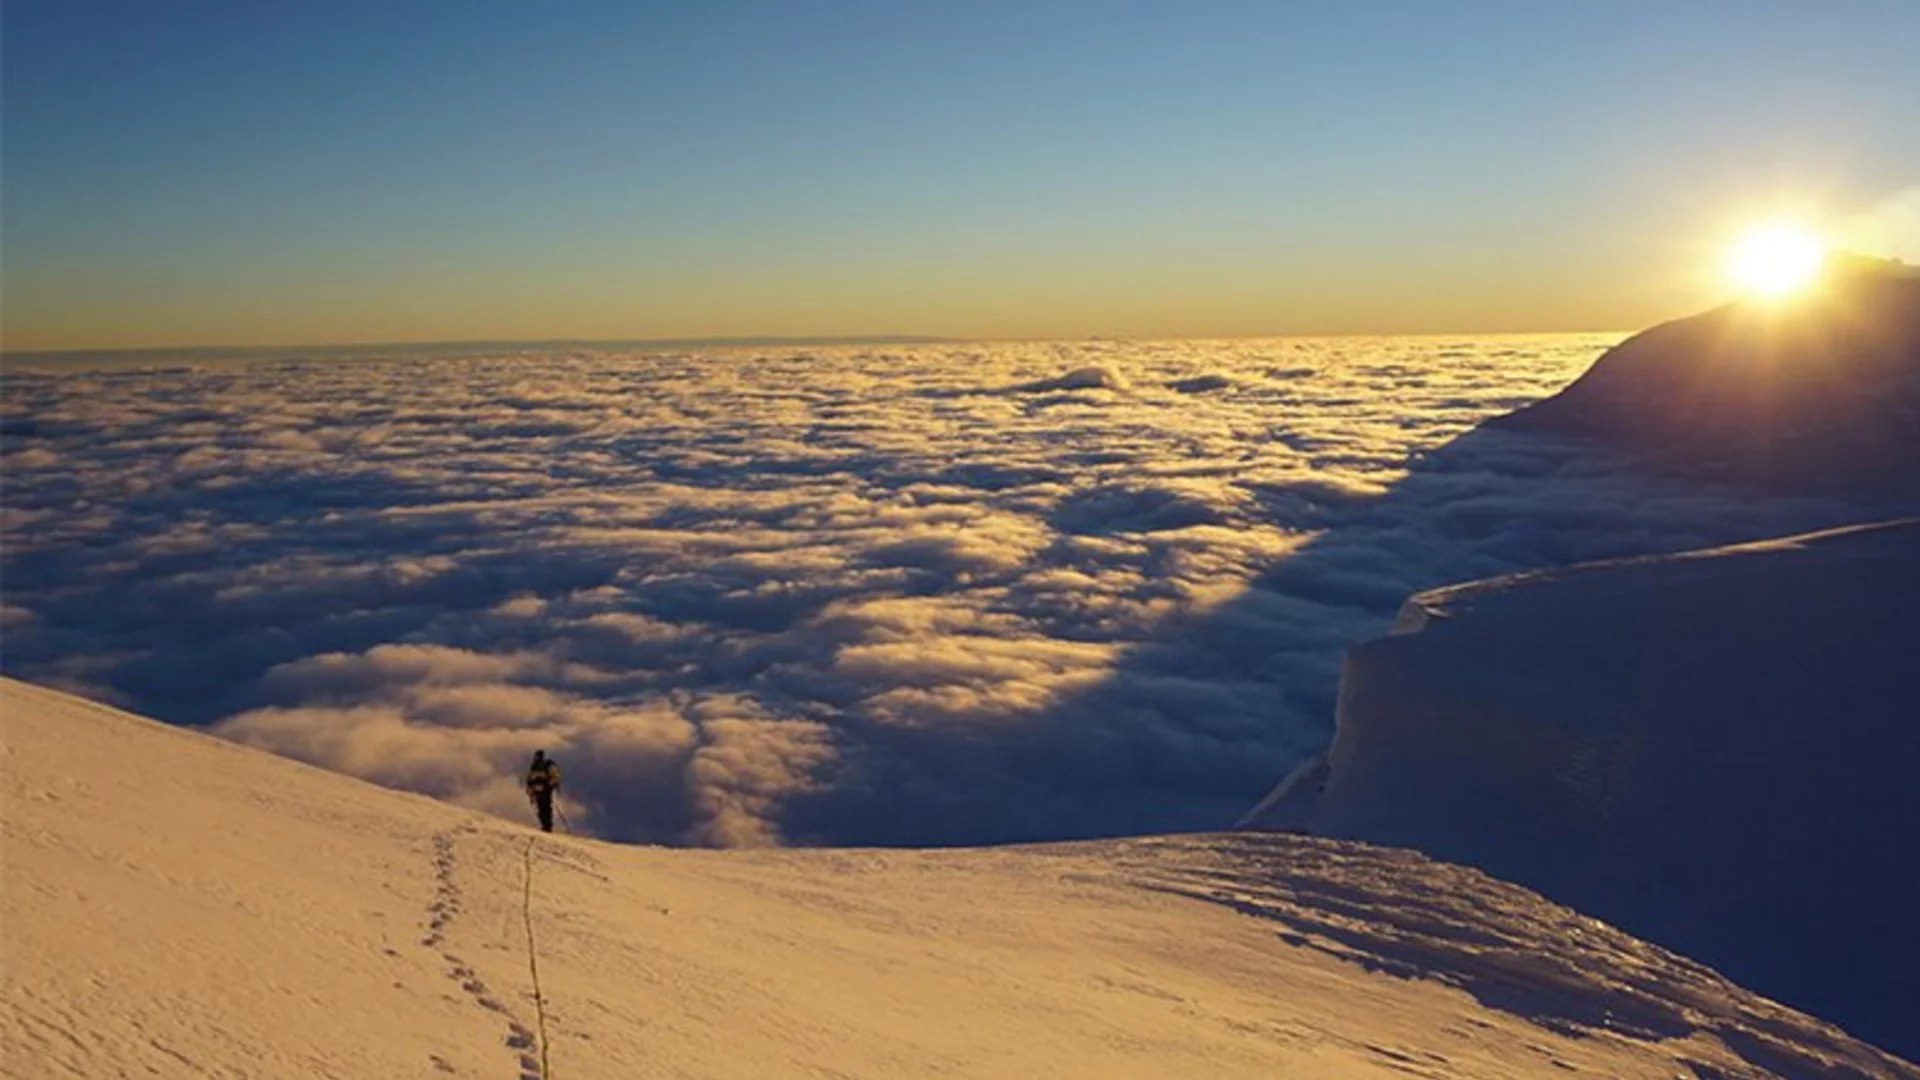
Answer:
[{"left": 1, "top": 337, "right": 1890, "bottom": 845}]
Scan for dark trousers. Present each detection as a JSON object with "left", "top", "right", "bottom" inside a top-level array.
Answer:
[{"left": 533, "top": 792, "right": 554, "bottom": 832}]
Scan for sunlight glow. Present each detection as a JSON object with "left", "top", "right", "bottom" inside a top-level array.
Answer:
[{"left": 1726, "top": 224, "right": 1827, "bottom": 299}]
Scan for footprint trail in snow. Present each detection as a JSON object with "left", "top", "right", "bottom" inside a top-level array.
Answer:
[{"left": 422, "top": 827, "right": 543, "bottom": 1080}]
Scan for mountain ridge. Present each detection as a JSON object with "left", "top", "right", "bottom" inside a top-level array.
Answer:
[{"left": 1488, "top": 255, "right": 1920, "bottom": 497}]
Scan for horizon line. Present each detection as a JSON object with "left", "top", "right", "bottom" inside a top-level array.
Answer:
[{"left": 0, "top": 325, "right": 1634, "bottom": 360}]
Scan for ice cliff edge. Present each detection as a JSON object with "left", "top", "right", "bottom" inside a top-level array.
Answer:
[{"left": 1243, "top": 517, "right": 1920, "bottom": 1057}]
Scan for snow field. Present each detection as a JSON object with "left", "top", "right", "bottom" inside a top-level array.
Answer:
[{"left": 6, "top": 678, "right": 1911, "bottom": 1078}]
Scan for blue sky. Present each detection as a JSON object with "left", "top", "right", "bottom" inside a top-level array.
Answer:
[{"left": 4, "top": 0, "right": 1917, "bottom": 347}]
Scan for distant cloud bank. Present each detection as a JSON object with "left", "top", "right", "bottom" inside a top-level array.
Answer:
[{"left": 0, "top": 338, "right": 1881, "bottom": 845}]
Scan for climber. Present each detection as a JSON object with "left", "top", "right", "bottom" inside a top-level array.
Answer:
[{"left": 525, "top": 750, "right": 561, "bottom": 833}]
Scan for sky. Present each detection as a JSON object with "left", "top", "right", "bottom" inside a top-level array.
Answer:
[{"left": 3, "top": 0, "right": 1918, "bottom": 350}]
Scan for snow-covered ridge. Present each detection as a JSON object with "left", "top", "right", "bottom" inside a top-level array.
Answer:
[
  {"left": 1390, "top": 515, "right": 1916, "bottom": 631},
  {"left": 1248, "top": 518, "right": 1920, "bottom": 1062},
  {"left": 1489, "top": 256, "right": 1920, "bottom": 497},
  {"left": 5, "top": 676, "right": 1913, "bottom": 1077}
]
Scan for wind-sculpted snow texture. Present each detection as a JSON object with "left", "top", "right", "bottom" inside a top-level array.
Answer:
[
  {"left": 0, "top": 337, "right": 1891, "bottom": 845},
  {"left": 1114, "top": 834, "right": 1913, "bottom": 1079}
]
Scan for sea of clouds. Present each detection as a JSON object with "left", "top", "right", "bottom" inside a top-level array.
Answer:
[{"left": 0, "top": 337, "right": 1890, "bottom": 846}]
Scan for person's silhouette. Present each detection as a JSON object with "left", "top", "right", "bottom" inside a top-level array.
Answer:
[{"left": 525, "top": 750, "right": 561, "bottom": 833}]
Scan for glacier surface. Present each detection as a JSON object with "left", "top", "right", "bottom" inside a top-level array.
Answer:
[{"left": 1256, "top": 519, "right": 1920, "bottom": 1057}]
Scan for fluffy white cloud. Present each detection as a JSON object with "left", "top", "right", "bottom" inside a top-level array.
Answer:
[{"left": 1, "top": 337, "right": 1896, "bottom": 845}]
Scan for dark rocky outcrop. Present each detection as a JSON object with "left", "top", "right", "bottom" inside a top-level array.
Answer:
[{"left": 1489, "top": 255, "right": 1920, "bottom": 498}]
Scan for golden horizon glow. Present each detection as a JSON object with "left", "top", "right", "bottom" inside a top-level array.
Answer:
[{"left": 1726, "top": 223, "right": 1828, "bottom": 300}]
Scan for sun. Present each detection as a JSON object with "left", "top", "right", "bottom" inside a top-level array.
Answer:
[{"left": 1726, "top": 224, "right": 1827, "bottom": 299}]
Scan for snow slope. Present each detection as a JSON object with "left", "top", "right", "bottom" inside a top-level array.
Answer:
[
  {"left": 1488, "top": 255, "right": 1920, "bottom": 498},
  {"left": 3, "top": 677, "right": 1911, "bottom": 1078},
  {"left": 1247, "top": 519, "right": 1920, "bottom": 1061}
]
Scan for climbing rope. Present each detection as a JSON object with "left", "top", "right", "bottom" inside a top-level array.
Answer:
[{"left": 521, "top": 836, "right": 553, "bottom": 1080}]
